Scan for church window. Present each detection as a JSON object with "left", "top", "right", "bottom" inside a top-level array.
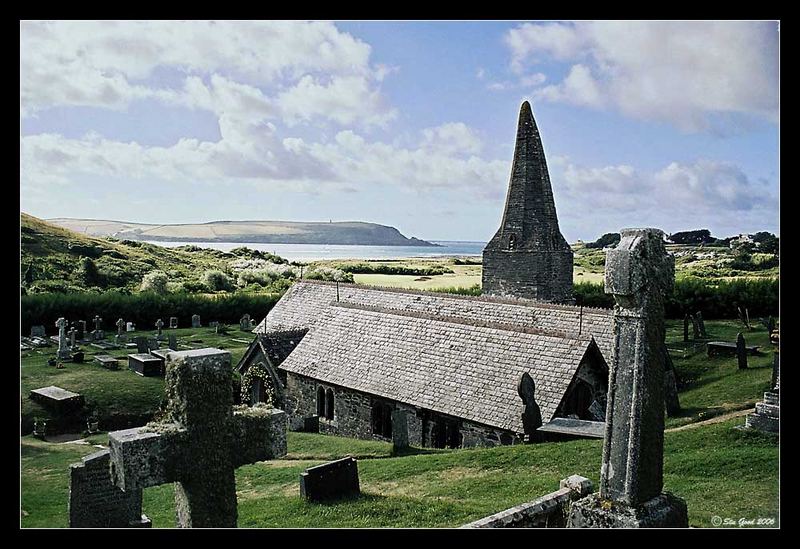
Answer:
[{"left": 325, "top": 388, "right": 335, "bottom": 420}]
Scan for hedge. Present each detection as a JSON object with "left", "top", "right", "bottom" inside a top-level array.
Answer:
[
  {"left": 21, "top": 291, "right": 281, "bottom": 336},
  {"left": 576, "top": 277, "right": 779, "bottom": 318}
]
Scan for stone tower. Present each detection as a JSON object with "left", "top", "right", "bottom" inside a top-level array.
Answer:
[{"left": 482, "top": 101, "right": 573, "bottom": 303}]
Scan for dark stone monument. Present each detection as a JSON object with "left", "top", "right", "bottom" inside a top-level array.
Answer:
[
  {"left": 299, "top": 456, "right": 360, "bottom": 502},
  {"left": 481, "top": 100, "right": 573, "bottom": 303},
  {"left": 690, "top": 314, "right": 700, "bottom": 340},
  {"left": 683, "top": 314, "right": 689, "bottom": 342},
  {"left": 78, "top": 320, "right": 87, "bottom": 340},
  {"left": 391, "top": 409, "right": 409, "bottom": 451},
  {"left": 303, "top": 415, "right": 320, "bottom": 433},
  {"left": 518, "top": 372, "right": 542, "bottom": 440},
  {"left": 69, "top": 449, "right": 151, "bottom": 528},
  {"left": 108, "top": 349, "right": 287, "bottom": 527},
  {"left": 192, "top": 314, "right": 201, "bottom": 328},
  {"left": 168, "top": 334, "right": 178, "bottom": 351},
  {"left": 736, "top": 333, "right": 748, "bottom": 369},
  {"left": 663, "top": 347, "right": 681, "bottom": 417},
  {"left": 569, "top": 228, "right": 688, "bottom": 528},
  {"left": 135, "top": 336, "right": 149, "bottom": 353},
  {"left": 71, "top": 351, "right": 85, "bottom": 363},
  {"left": 695, "top": 311, "right": 707, "bottom": 338}
]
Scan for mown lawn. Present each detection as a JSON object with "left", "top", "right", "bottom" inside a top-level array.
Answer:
[{"left": 20, "top": 417, "right": 777, "bottom": 528}]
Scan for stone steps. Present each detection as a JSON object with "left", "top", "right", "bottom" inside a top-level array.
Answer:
[
  {"left": 763, "top": 392, "right": 779, "bottom": 406},
  {"left": 755, "top": 402, "right": 779, "bottom": 419},
  {"left": 745, "top": 413, "right": 778, "bottom": 433}
]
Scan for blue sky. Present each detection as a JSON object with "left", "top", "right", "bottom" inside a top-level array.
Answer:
[{"left": 20, "top": 20, "right": 779, "bottom": 242}]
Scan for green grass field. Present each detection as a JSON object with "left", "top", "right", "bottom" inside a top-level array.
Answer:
[{"left": 19, "top": 319, "right": 779, "bottom": 528}]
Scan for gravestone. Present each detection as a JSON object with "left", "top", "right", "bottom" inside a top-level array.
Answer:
[
  {"left": 72, "top": 351, "right": 85, "bottom": 363},
  {"left": 148, "top": 337, "right": 160, "bottom": 351},
  {"left": 92, "top": 315, "right": 104, "bottom": 340},
  {"left": 192, "top": 314, "right": 201, "bottom": 328},
  {"left": 170, "top": 317, "right": 178, "bottom": 329},
  {"left": 168, "top": 334, "right": 178, "bottom": 351},
  {"left": 135, "top": 336, "right": 149, "bottom": 353},
  {"left": 78, "top": 320, "right": 87, "bottom": 340},
  {"left": 518, "top": 372, "right": 542, "bottom": 440},
  {"left": 116, "top": 318, "right": 125, "bottom": 336},
  {"left": 299, "top": 456, "right": 360, "bottom": 502},
  {"left": 155, "top": 319, "right": 164, "bottom": 339},
  {"left": 68, "top": 327, "right": 77, "bottom": 350},
  {"left": 126, "top": 322, "right": 135, "bottom": 332},
  {"left": 690, "top": 314, "right": 700, "bottom": 340},
  {"left": 736, "top": 333, "right": 748, "bottom": 369},
  {"left": 303, "top": 415, "right": 320, "bottom": 433},
  {"left": 239, "top": 314, "right": 252, "bottom": 331},
  {"left": 695, "top": 311, "right": 707, "bottom": 338},
  {"left": 95, "top": 355, "right": 120, "bottom": 370},
  {"left": 569, "top": 228, "right": 688, "bottom": 528},
  {"left": 209, "top": 321, "right": 219, "bottom": 329},
  {"left": 683, "top": 315, "right": 689, "bottom": 342},
  {"left": 743, "top": 352, "right": 779, "bottom": 434},
  {"left": 55, "top": 317, "right": 71, "bottom": 360},
  {"left": 391, "top": 409, "right": 409, "bottom": 451},
  {"left": 108, "top": 349, "right": 287, "bottom": 527},
  {"left": 128, "top": 354, "right": 163, "bottom": 377},
  {"left": 69, "top": 449, "right": 151, "bottom": 528},
  {"left": 30, "top": 325, "right": 46, "bottom": 338}
]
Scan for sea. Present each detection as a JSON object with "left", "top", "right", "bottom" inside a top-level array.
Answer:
[{"left": 144, "top": 240, "right": 486, "bottom": 262}]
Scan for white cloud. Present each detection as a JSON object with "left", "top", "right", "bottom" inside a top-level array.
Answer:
[
  {"left": 504, "top": 21, "right": 779, "bottom": 132},
  {"left": 20, "top": 20, "right": 390, "bottom": 128},
  {"left": 421, "top": 122, "right": 483, "bottom": 156}
]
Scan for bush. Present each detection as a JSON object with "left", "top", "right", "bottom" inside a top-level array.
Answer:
[
  {"left": 585, "top": 232, "right": 621, "bottom": 249},
  {"left": 334, "top": 262, "right": 453, "bottom": 276},
  {"left": 21, "top": 290, "right": 282, "bottom": 336},
  {"left": 202, "top": 270, "right": 235, "bottom": 292},
  {"left": 76, "top": 257, "right": 103, "bottom": 286},
  {"left": 304, "top": 266, "right": 354, "bottom": 283},
  {"left": 140, "top": 270, "right": 169, "bottom": 295}
]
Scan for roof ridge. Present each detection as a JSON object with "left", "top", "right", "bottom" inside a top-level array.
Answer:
[
  {"left": 331, "top": 300, "right": 592, "bottom": 342},
  {"left": 296, "top": 279, "right": 613, "bottom": 315}
]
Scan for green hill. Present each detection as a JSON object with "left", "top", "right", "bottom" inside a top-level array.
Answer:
[
  {"left": 21, "top": 213, "right": 236, "bottom": 294},
  {"left": 47, "top": 217, "right": 438, "bottom": 246}
]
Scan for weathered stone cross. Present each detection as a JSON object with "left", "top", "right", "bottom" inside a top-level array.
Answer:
[
  {"left": 108, "top": 348, "right": 287, "bottom": 527},
  {"left": 154, "top": 318, "right": 164, "bottom": 338},
  {"left": 93, "top": 315, "right": 103, "bottom": 331},
  {"left": 56, "top": 317, "right": 70, "bottom": 360}
]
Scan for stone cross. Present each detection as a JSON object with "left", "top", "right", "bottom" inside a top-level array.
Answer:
[
  {"left": 569, "top": 228, "right": 687, "bottom": 527},
  {"left": 116, "top": 318, "right": 125, "bottom": 336},
  {"left": 736, "top": 333, "right": 748, "bottom": 369},
  {"left": 56, "top": 317, "right": 70, "bottom": 360},
  {"left": 93, "top": 315, "right": 103, "bottom": 332},
  {"left": 155, "top": 318, "right": 164, "bottom": 338},
  {"left": 108, "top": 349, "right": 287, "bottom": 528},
  {"left": 600, "top": 228, "right": 674, "bottom": 505},
  {"left": 68, "top": 327, "right": 77, "bottom": 350}
]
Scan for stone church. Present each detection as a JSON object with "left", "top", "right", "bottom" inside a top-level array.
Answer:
[{"left": 236, "top": 101, "right": 644, "bottom": 448}]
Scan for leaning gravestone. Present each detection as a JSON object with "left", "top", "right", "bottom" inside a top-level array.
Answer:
[
  {"left": 300, "top": 456, "right": 360, "bottom": 502},
  {"left": 107, "top": 349, "right": 287, "bottom": 527},
  {"left": 736, "top": 333, "right": 748, "bottom": 369},
  {"left": 569, "top": 228, "right": 688, "bottom": 528},
  {"left": 69, "top": 449, "right": 151, "bottom": 528},
  {"left": 192, "top": 314, "right": 201, "bottom": 328}
]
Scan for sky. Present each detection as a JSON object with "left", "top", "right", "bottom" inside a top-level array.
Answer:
[{"left": 20, "top": 20, "right": 780, "bottom": 242}]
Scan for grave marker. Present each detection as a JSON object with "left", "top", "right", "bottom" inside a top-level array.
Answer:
[
  {"left": 116, "top": 318, "right": 125, "bottom": 336},
  {"left": 299, "top": 456, "right": 360, "bottom": 502},
  {"left": 170, "top": 317, "right": 178, "bottom": 329},
  {"left": 30, "top": 325, "right": 46, "bottom": 338},
  {"left": 55, "top": 317, "right": 71, "bottom": 360},
  {"left": 108, "top": 349, "right": 287, "bottom": 527},
  {"left": 155, "top": 318, "right": 164, "bottom": 339},
  {"left": 736, "top": 333, "right": 748, "bottom": 369},
  {"left": 192, "top": 314, "right": 201, "bottom": 328}
]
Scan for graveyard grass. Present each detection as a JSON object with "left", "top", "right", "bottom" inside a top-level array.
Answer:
[
  {"left": 20, "top": 319, "right": 778, "bottom": 528},
  {"left": 21, "top": 417, "right": 777, "bottom": 528}
]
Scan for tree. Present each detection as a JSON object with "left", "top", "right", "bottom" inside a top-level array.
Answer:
[
  {"left": 585, "top": 232, "right": 621, "bottom": 249},
  {"left": 752, "top": 232, "right": 779, "bottom": 254},
  {"left": 202, "top": 269, "right": 235, "bottom": 292},
  {"left": 140, "top": 270, "right": 169, "bottom": 295},
  {"left": 668, "top": 229, "right": 714, "bottom": 245},
  {"left": 77, "top": 257, "right": 102, "bottom": 286}
]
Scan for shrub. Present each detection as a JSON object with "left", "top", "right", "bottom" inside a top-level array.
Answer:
[
  {"left": 585, "top": 232, "right": 621, "bottom": 249},
  {"left": 202, "top": 270, "right": 235, "bottom": 292},
  {"left": 304, "top": 266, "right": 354, "bottom": 283},
  {"left": 140, "top": 270, "right": 169, "bottom": 295},
  {"left": 76, "top": 257, "right": 103, "bottom": 286},
  {"left": 334, "top": 262, "right": 453, "bottom": 276}
]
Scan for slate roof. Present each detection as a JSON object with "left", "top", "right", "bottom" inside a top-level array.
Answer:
[
  {"left": 254, "top": 280, "right": 614, "bottom": 357},
  {"left": 278, "top": 302, "right": 599, "bottom": 433},
  {"left": 235, "top": 329, "right": 307, "bottom": 373}
]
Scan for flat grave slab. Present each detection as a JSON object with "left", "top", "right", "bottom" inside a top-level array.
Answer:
[
  {"left": 94, "top": 354, "right": 120, "bottom": 370},
  {"left": 128, "top": 354, "right": 164, "bottom": 377},
  {"left": 30, "top": 386, "right": 85, "bottom": 413},
  {"left": 707, "top": 341, "right": 760, "bottom": 357},
  {"left": 537, "top": 418, "right": 605, "bottom": 439},
  {"left": 91, "top": 340, "right": 119, "bottom": 350}
]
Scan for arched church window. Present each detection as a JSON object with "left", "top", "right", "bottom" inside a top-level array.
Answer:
[
  {"left": 316, "top": 386, "right": 325, "bottom": 418},
  {"left": 325, "top": 388, "right": 335, "bottom": 420}
]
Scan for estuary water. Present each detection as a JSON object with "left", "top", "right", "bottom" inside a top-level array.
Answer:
[{"left": 144, "top": 240, "right": 486, "bottom": 262}]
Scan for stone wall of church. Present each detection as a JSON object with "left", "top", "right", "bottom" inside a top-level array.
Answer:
[
  {"left": 284, "top": 372, "right": 521, "bottom": 449},
  {"left": 482, "top": 248, "right": 574, "bottom": 304}
]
